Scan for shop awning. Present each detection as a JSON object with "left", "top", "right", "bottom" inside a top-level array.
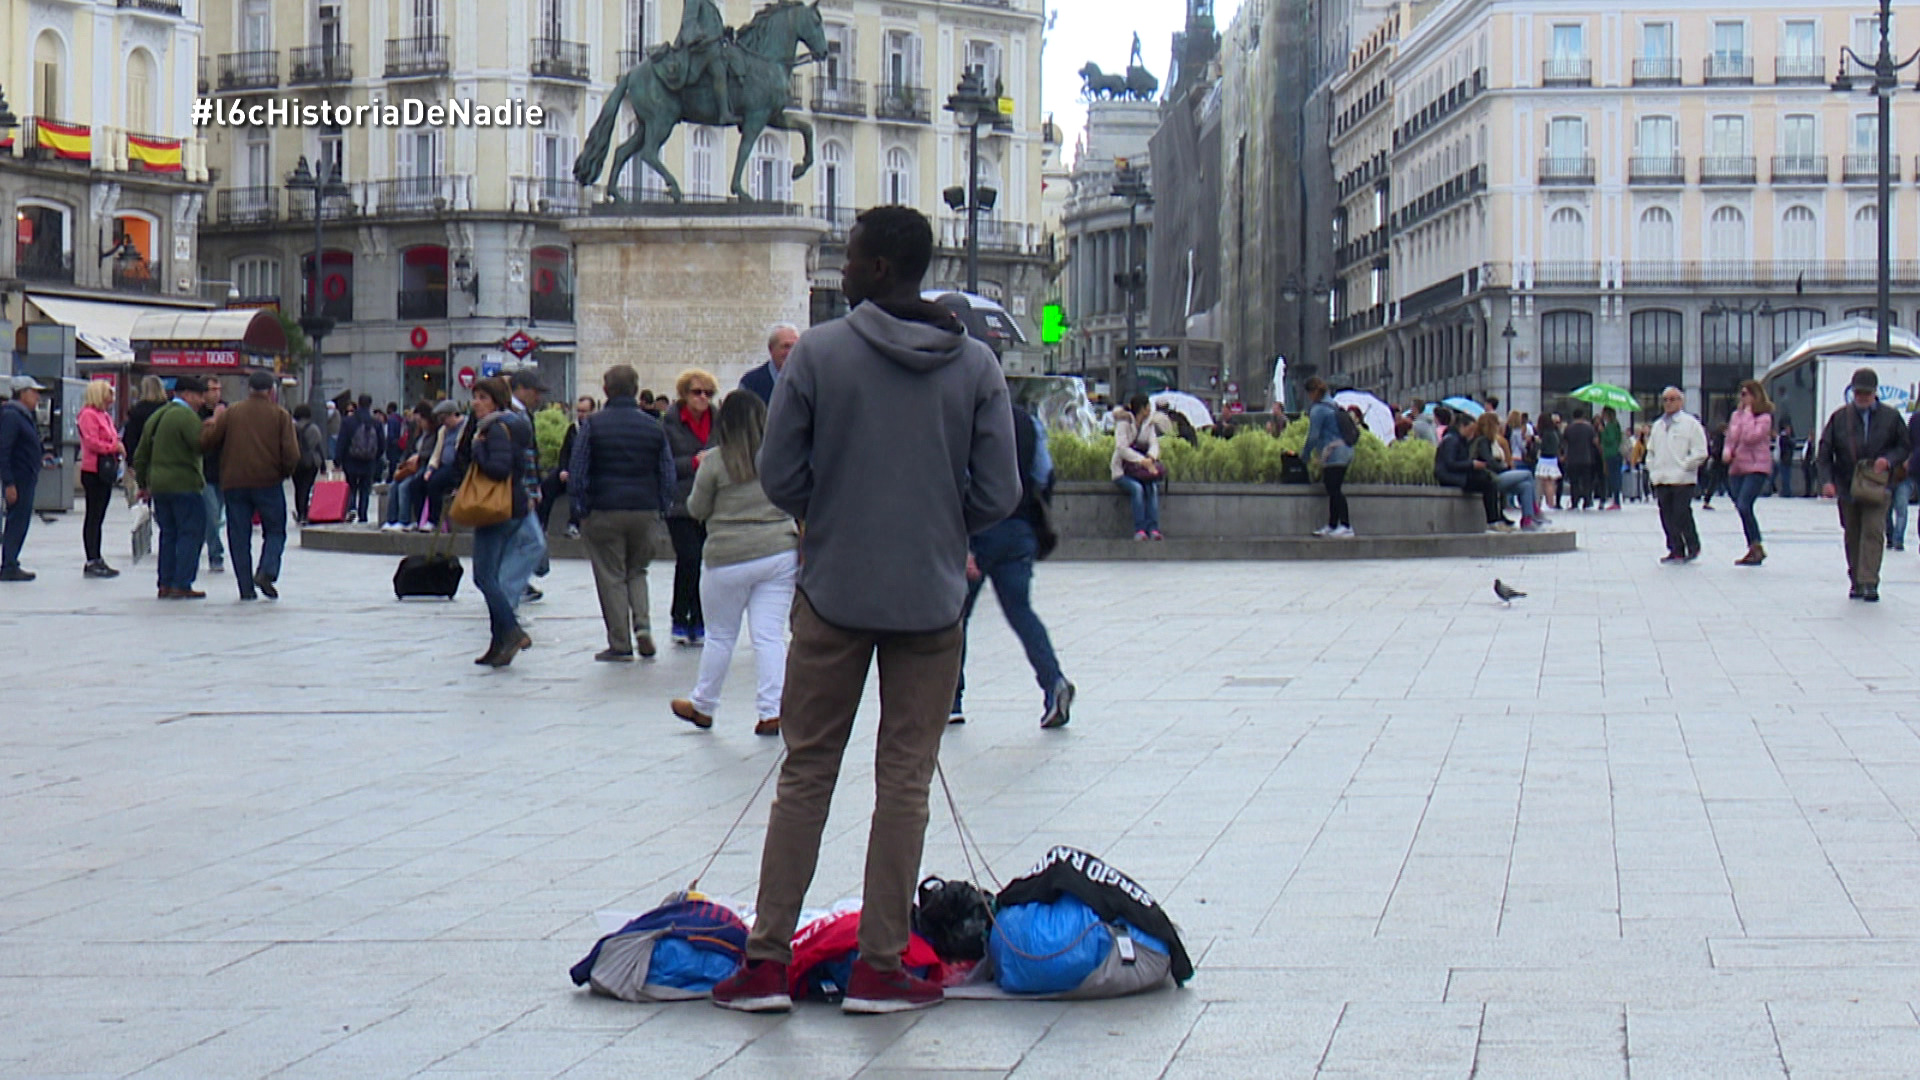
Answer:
[{"left": 23, "top": 294, "right": 197, "bottom": 364}]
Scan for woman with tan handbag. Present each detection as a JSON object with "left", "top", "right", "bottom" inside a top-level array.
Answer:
[{"left": 452, "top": 377, "right": 536, "bottom": 665}]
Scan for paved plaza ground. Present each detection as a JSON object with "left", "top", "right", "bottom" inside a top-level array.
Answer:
[{"left": 4, "top": 495, "right": 1920, "bottom": 1078}]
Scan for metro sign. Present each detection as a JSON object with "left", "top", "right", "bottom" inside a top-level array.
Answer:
[{"left": 502, "top": 330, "right": 538, "bottom": 359}]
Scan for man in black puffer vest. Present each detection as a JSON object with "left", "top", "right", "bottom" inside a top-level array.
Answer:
[
  {"left": 951, "top": 400, "right": 1073, "bottom": 729},
  {"left": 570, "top": 364, "right": 677, "bottom": 660}
]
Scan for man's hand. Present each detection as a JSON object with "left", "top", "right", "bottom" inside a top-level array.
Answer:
[
  {"left": 965, "top": 553, "right": 981, "bottom": 582},
  {"left": 1876, "top": 457, "right": 1891, "bottom": 475},
  {"left": 558, "top": 471, "right": 569, "bottom": 484},
  {"left": 3, "top": 484, "right": 15, "bottom": 507},
  {"left": 1472, "top": 460, "right": 1487, "bottom": 471},
  {"left": 1823, "top": 482, "right": 1837, "bottom": 498}
]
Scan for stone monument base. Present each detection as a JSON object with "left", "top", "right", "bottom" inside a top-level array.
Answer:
[{"left": 562, "top": 212, "right": 826, "bottom": 399}]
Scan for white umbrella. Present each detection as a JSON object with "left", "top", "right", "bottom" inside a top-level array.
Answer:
[
  {"left": 1151, "top": 391, "right": 1215, "bottom": 429},
  {"left": 1331, "top": 389, "right": 1395, "bottom": 443}
]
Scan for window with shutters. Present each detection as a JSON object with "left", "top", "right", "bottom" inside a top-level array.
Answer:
[
  {"left": 126, "top": 49, "right": 155, "bottom": 132},
  {"left": 231, "top": 256, "right": 280, "bottom": 300},
  {"left": 1779, "top": 206, "right": 1819, "bottom": 266},
  {"left": 886, "top": 146, "right": 913, "bottom": 204},
  {"left": 886, "top": 31, "right": 921, "bottom": 88},
  {"left": 34, "top": 31, "right": 63, "bottom": 120},
  {"left": 1638, "top": 206, "right": 1677, "bottom": 261},
  {"left": 751, "top": 133, "right": 791, "bottom": 202},
  {"left": 1709, "top": 205, "right": 1748, "bottom": 262},
  {"left": 690, "top": 128, "right": 717, "bottom": 197},
  {"left": 1852, "top": 204, "right": 1879, "bottom": 261}
]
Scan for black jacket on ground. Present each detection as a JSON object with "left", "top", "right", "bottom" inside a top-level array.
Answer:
[
  {"left": 1819, "top": 400, "right": 1913, "bottom": 493},
  {"left": 995, "top": 846, "right": 1193, "bottom": 984},
  {"left": 569, "top": 396, "right": 675, "bottom": 517}
]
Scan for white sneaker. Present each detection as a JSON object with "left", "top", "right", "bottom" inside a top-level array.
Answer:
[
  {"left": 1311, "top": 525, "right": 1335, "bottom": 537},
  {"left": 1330, "top": 525, "right": 1355, "bottom": 538}
]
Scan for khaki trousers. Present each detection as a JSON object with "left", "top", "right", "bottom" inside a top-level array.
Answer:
[
  {"left": 1841, "top": 496, "right": 1888, "bottom": 589},
  {"left": 583, "top": 511, "right": 661, "bottom": 651},
  {"left": 745, "top": 591, "right": 964, "bottom": 971}
]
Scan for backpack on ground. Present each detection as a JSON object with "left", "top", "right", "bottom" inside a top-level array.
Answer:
[
  {"left": 393, "top": 551, "right": 462, "bottom": 599},
  {"left": 989, "top": 892, "right": 1173, "bottom": 999},
  {"left": 913, "top": 876, "right": 993, "bottom": 962},
  {"left": 346, "top": 419, "right": 381, "bottom": 462},
  {"left": 569, "top": 895, "right": 748, "bottom": 1002}
]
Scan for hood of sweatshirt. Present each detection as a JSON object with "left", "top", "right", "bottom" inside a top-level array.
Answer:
[{"left": 846, "top": 298, "right": 970, "bottom": 373}]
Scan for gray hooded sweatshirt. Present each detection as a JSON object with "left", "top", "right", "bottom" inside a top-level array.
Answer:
[{"left": 759, "top": 299, "right": 1021, "bottom": 634}]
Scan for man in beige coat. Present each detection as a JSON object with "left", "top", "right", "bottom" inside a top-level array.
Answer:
[{"left": 200, "top": 371, "right": 300, "bottom": 599}]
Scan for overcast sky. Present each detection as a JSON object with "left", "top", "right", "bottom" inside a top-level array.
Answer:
[{"left": 1041, "top": 0, "right": 1246, "bottom": 163}]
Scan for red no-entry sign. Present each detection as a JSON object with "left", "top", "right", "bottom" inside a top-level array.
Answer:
[{"left": 457, "top": 366, "right": 476, "bottom": 389}]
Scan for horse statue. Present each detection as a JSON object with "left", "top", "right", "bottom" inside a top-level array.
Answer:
[
  {"left": 1124, "top": 65, "right": 1159, "bottom": 100},
  {"left": 574, "top": 0, "right": 829, "bottom": 202},
  {"left": 1078, "top": 62, "right": 1128, "bottom": 101}
]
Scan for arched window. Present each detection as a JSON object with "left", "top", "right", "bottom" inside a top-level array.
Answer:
[
  {"left": 1709, "top": 205, "right": 1748, "bottom": 264},
  {"left": 1851, "top": 204, "right": 1878, "bottom": 263},
  {"left": 1771, "top": 306, "right": 1827, "bottom": 357},
  {"left": 1630, "top": 309, "right": 1685, "bottom": 407},
  {"left": 1779, "top": 205, "right": 1818, "bottom": 266},
  {"left": 1540, "top": 310, "right": 1595, "bottom": 396},
  {"left": 231, "top": 256, "right": 280, "bottom": 301},
  {"left": 690, "top": 128, "right": 717, "bottom": 197},
  {"left": 1547, "top": 206, "right": 1587, "bottom": 269},
  {"left": 819, "top": 139, "right": 848, "bottom": 219},
  {"left": 530, "top": 245, "right": 572, "bottom": 321},
  {"left": 885, "top": 147, "right": 913, "bottom": 205},
  {"left": 398, "top": 244, "right": 448, "bottom": 319},
  {"left": 126, "top": 48, "right": 157, "bottom": 132},
  {"left": 1638, "top": 206, "right": 1676, "bottom": 261},
  {"left": 34, "top": 30, "right": 65, "bottom": 120},
  {"left": 750, "top": 133, "right": 791, "bottom": 202},
  {"left": 14, "top": 199, "right": 73, "bottom": 283}
]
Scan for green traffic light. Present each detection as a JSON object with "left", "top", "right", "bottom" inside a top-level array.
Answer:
[{"left": 1042, "top": 302, "right": 1065, "bottom": 344}]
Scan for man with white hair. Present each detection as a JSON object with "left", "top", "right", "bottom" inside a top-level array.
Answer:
[{"left": 739, "top": 324, "right": 800, "bottom": 404}]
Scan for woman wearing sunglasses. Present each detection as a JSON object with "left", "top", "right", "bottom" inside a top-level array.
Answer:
[{"left": 663, "top": 368, "right": 719, "bottom": 646}]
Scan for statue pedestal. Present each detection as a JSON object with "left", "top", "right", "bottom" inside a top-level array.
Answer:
[{"left": 562, "top": 213, "right": 826, "bottom": 399}]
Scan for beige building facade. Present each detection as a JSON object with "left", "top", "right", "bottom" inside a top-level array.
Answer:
[
  {"left": 194, "top": 0, "right": 1048, "bottom": 406},
  {"left": 1362, "top": 0, "right": 1920, "bottom": 421},
  {"left": 3, "top": 0, "right": 215, "bottom": 344}
]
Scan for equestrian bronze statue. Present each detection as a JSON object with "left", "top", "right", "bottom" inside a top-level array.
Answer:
[{"left": 574, "top": 0, "right": 829, "bottom": 202}]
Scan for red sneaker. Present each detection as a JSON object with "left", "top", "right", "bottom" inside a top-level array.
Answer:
[
  {"left": 842, "top": 958, "right": 944, "bottom": 1014},
  {"left": 710, "top": 959, "right": 792, "bottom": 1013}
]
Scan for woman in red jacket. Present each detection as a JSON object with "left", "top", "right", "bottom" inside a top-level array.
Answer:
[
  {"left": 1724, "top": 379, "right": 1776, "bottom": 566},
  {"left": 76, "top": 380, "right": 125, "bottom": 578}
]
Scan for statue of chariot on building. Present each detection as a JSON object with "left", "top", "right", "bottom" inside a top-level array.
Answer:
[
  {"left": 573, "top": 0, "right": 830, "bottom": 202},
  {"left": 1078, "top": 34, "right": 1160, "bottom": 101}
]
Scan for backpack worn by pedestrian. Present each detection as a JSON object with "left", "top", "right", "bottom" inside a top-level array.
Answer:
[
  {"left": 346, "top": 418, "right": 381, "bottom": 463},
  {"left": 1335, "top": 407, "right": 1361, "bottom": 449}
]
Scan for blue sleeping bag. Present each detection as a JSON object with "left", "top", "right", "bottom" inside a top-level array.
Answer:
[{"left": 990, "top": 894, "right": 1169, "bottom": 995}]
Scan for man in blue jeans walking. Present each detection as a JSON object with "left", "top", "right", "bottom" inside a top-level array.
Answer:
[
  {"left": 200, "top": 371, "right": 300, "bottom": 599},
  {"left": 951, "top": 401, "right": 1074, "bottom": 729}
]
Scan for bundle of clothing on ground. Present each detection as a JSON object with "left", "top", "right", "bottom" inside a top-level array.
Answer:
[{"left": 570, "top": 846, "right": 1194, "bottom": 1004}]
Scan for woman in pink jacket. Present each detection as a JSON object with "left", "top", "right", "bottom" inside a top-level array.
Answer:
[
  {"left": 1724, "top": 379, "right": 1776, "bottom": 566},
  {"left": 76, "top": 380, "right": 126, "bottom": 578}
]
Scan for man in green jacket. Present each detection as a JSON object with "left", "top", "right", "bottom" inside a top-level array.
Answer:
[{"left": 133, "top": 375, "right": 211, "bottom": 599}]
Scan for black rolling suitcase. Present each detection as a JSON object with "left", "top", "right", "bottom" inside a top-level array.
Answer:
[{"left": 395, "top": 531, "right": 463, "bottom": 599}]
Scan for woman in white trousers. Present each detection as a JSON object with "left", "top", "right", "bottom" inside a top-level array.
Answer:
[{"left": 671, "top": 391, "right": 799, "bottom": 736}]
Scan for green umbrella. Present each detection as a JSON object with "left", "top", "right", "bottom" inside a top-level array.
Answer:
[{"left": 1569, "top": 382, "right": 1639, "bottom": 413}]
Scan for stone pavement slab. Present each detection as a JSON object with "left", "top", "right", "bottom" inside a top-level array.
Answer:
[{"left": 2, "top": 495, "right": 1920, "bottom": 1078}]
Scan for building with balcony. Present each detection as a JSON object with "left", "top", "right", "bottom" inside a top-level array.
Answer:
[
  {"left": 1328, "top": 7, "right": 1405, "bottom": 399},
  {"left": 196, "top": 0, "right": 1048, "bottom": 405},
  {"left": 2, "top": 0, "right": 216, "bottom": 363},
  {"left": 1373, "top": 0, "right": 1920, "bottom": 422}
]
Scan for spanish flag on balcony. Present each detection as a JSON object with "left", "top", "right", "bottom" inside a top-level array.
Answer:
[
  {"left": 127, "top": 133, "right": 183, "bottom": 172},
  {"left": 34, "top": 119, "right": 91, "bottom": 160}
]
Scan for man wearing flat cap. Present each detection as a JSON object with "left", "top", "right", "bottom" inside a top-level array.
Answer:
[
  {"left": 1818, "top": 366, "right": 1913, "bottom": 602},
  {"left": 0, "top": 376, "right": 50, "bottom": 581},
  {"left": 134, "top": 375, "right": 211, "bottom": 599},
  {"left": 201, "top": 370, "right": 300, "bottom": 600}
]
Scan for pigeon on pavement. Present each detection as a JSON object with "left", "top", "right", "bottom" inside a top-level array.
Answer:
[{"left": 1493, "top": 579, "right": 1526, "bottom": 605}]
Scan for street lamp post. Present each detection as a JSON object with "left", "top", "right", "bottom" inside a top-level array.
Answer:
[
  {"left": 1501, "top": 320, "right": 1517, "bottom": 412},
  {"left": 286, "top": 155, "right": 349, "bottom": 417},
  {"left": 1111, "top": 160, "right": 1152, "bottom": 399},
  {"left": 1833, "top": 0, "right": 1920, "bottom": 356},
  {"left": 1280, "top": 276, "right": 1330, "bottom": 413},
  {"left": 943, "top": 72, "right": 997, "bottom": 296}
]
